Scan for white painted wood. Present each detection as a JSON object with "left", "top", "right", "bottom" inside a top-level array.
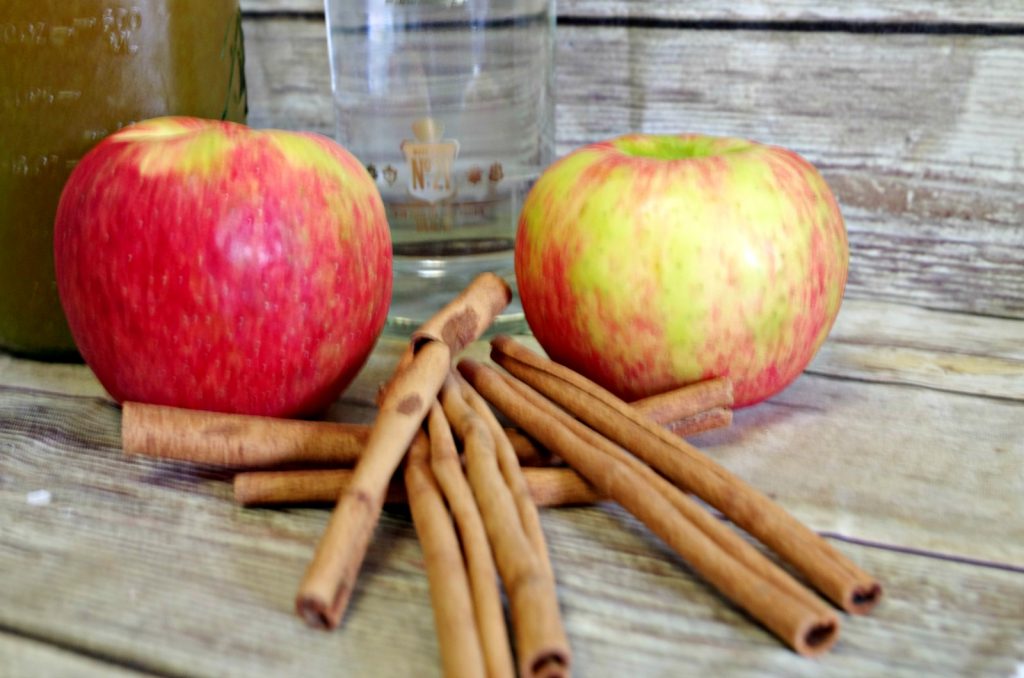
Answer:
[
  {"left": 239, "top": 18, "right": 1024, "bottom": 317},
  {"left": 240, "top": 0, "right": 1024, "bottom": 25}
]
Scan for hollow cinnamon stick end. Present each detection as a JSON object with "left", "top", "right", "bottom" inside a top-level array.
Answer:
[
  {"left": 846, "top": 581, "right": 884, "bottom": 615},
  {"left": 793, "top": 614, "right": 841, "bottom": 658},
  {"left": 295, "top": 593, "right": 343, "bottom": 630},
  {"left": 527, "top": 648, "right": 572, "bottom": 678},
  {"left": 489, "top": 334, "right": 516, "bottom": 358}
]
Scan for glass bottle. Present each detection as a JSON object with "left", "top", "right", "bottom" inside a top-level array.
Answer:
[
  {"left": 0, "top": 0, "right": 247, "bottom": 358},
  {"left": 324, "top": 0, "right": 556, "bottom": 336}
]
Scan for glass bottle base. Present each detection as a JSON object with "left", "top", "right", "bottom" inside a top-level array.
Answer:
[{"left": 383, "top": 252, "right": 528, "bottom": 339}]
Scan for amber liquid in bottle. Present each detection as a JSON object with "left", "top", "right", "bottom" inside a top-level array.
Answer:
[{"left": 0, "top": 1, "right": 247, "bottom": 358}]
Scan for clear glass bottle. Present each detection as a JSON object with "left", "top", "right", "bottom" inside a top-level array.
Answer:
[
  {"left": 325, "top": 0, "right": 555, "bottom": 336},
  {"left": 0, "top": 0, "right": 247, "bottom": 358}
]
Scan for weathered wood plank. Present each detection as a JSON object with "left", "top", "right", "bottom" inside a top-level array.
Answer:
[
  {"left": 3, "top": 298, "right": 1020, "bottom": 596},
  {"left": 548, "top": 507, "right": 1024, "bottom": 678},
  {"left": 240, "top": 17, "right": 1024, "bottom": 318},
  {"left": 240, "top": 0, "right": 1024, "bottom": 25},
  {"left": 328, "top": 323, "right": 1024, "bottom": 567},
  {"left": 693, "top": 372, "right": 1024, "bottom": 566},
  {"left": 0, "top": 632, "right": 147, "bottom": 678},
  {"left": 0, "top": 355, "right": 108, "bottom": 401},
  {"left": 1, "top": 386, "right": 1022, "bottom": 676},
  {"left": 558, "top": 0, "right": 1024, "bottom": 24},
  {"left": 553, "top": 27, "right": 1024, "bottom": 316},
  {"left": 3, "top": 307, "right": 1022, "bottom": 559},
  {"left": 810, "top": 300, "right": 1024, "bottom": 401}
]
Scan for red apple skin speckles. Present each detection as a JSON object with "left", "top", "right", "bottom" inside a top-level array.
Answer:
[
  {"left": 516, "top": 134, "right": 848, "bottom": 408},
  {"left": 54, "top": 117, "right": 392, "bottom": 417}
]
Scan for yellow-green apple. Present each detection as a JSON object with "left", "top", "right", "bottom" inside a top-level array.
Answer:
[
  {"left": 54, "top": 117, "right": 391, "bottom": 417},
  {"left": 515, "top": 134, "right": 848, "bottom": 408}
]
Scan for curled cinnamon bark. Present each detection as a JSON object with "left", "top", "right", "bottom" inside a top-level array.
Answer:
[
  {"left": 460, "top": 359, "right": 840, "bottom": 657},
  {"left": 490, "top": 336, "right": 882, "bottom": 616},
  {"left": 295, "top": 340, "right": 451, "bottom": 629},
  {"left": 455, "top": 372, "right": 555, "bottom": 582},
  {"left": 122, "top": 401, "right": 546, "bottom": 468},
  {"left": 121, "top": 375, "right": 732, "bottom": 470},
  {"left": 426, "top": 403, "right": 515, "bottom": 678},
  {"left": 631, "top": 377, "right": 733, "bottom": 422},
  {"left": 440, "top": 376, "right": 571, "bottom": 678},
  {"left": 233, "top": 467, "right": 602, "bottom": 508},
  {"left": 405, "top": 432, "right": 487, "bottom": 678},
  {"left": 662, "top": 407, "right": 733, "bottom": 437},
  {"left": 379, "top": 272, "right": 512, "bottom": 405},
  {"left": 122, "top": 402, "right": 366, "bottom": 467},
  {"left": 296, "top": 274, "right": 516, "bottom": 631}
]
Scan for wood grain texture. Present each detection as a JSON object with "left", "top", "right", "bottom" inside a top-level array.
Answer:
[
  {"left": 0, "top": 354, "right": 108, "bottom": 400},
  {"left": 811, "top": 300, "right": 1024, "bottom": 400},
  {"left": 690, "top": 372, "right": 1024, "bottom": 565},
  {"left": 1, "top": 386, "right": 1023, "bottom": 676},
  {"left": 240, "top": 17, "right": 1024, "bottom": 318},
  {"left": 557, "top": 1, "right": 1024, "bottom": 24},
  {"left": 240, "top": 0, "right": 1024, "bottom": 25},
  {"left": 0, "top": 632, "right": 147, "bottom": 678},
  {"left": 2, "top": 299, "right": 1023, "bottom": 674},
  {"left": 3, "top": 301, "right": 1021, "bottom": 566}
]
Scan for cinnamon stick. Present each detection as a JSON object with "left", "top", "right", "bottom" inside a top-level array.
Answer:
[
  {"left": 404, "top": 431, "right": 487, "bottom": 678},
  {"left": 631, "top": 377, "right": 733, "bottom": 422},
  {"left": 234, "top": 467, "right": 602, "bottom": 508},
  {"left": 426, "top": 403, "right": 515, "bottom": 678},
  {"left": 663, "top": 407, "right": 733, "bottom": 437},
  {"left": 459, "top": 359, "right": 840, "bottom": 657},
  {"left": 412, "top": 272, "right": 513, "bottom": 351},
  {"left": 297, "top": 274, "right": 514, "bottom": 630},
  {"left": 122, "top": 401, "right": 546, "bottom": 468},
  {"left": 440, "top": 376, "right": 571, "bottom": 678},
  {"left": 455, "top": 373, "right": 555, "bottom": 582},
  {"left": 235, "top": 469, "right": 406, "bottom": 506},
  {"left": 490, "top": 336, "right": 882, "bottom": 616},
  {"left": 122, "top": 402, "right": 366, "bottom": 467},
  {"left": 122, "top": 375, "right": 731, "bottom": 471},
  {"left": 295, "top": 339, "right": 451, "bottom": 629},
  {"left": 493, "top": 364, "right": 834, "bottom": 620},
  {"left": 380, "top": 272, "right": 512, "bottom": 405}
]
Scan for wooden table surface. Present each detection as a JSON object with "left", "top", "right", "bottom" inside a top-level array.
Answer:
[{"left": 2, "top": 1, "right": 1023, "bottom": 676}]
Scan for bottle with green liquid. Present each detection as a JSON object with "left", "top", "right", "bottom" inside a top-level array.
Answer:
[{"left": 0, "top": 0, "right": 247, "bottom": 359}]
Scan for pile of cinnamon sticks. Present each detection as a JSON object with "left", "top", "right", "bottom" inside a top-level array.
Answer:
[
  {"left": 122, "top": 369, "right": 733, "bottom": 508},
  {"left": 121, "top": 273, "right": 881, "bottom": 674}
]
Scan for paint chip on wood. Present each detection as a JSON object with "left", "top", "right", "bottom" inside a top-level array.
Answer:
[{"left": 26, "top": 489, "right": 52, "bottom": 506}]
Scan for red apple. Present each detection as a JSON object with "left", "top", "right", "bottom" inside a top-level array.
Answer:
[
  {"left": 54, "top": 117, "right": 392, "bottom": 417},
  {"left": 516, "top": 134, "right": 848, "bottom": 408}
]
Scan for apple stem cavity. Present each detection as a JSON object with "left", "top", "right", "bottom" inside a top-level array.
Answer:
[{"left": 612, "top": 134, "right": 754, "bottom": 160}]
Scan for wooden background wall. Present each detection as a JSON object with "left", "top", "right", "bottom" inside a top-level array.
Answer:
[{"left": 238, "top": 1, "right": 1024, "bottom": 320}]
